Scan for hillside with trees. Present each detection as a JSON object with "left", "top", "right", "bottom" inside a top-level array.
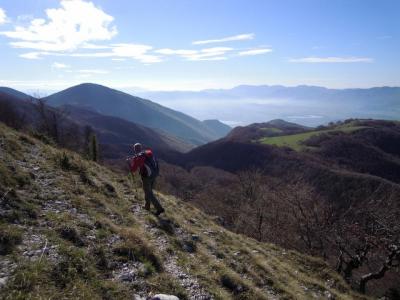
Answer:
[
  {"left": 1, "top": 87, "right": 399, "bottom": 298},
  {"left": 157, "top": 119, "right": 400, "bottom": 297},
  {"left": 0, "top": 121, "right": 366, "bottom": 299}
]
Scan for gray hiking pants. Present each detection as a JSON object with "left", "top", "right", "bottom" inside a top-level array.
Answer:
[{"left": 142, "top": 176, "right": 163, "bottom": 211}]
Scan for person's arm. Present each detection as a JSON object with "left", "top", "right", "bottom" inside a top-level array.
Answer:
[{"left": 130, "top": 155, "right": 145, "bottom": 173}]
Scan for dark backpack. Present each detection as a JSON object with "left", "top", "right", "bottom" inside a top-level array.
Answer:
[{"left": 143, "top": 151, "right": 159, "bottom": 178}]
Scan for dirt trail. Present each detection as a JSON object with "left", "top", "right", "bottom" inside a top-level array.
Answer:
[{"left": 123, "top": 184, "right": 213, "bottom": 300}]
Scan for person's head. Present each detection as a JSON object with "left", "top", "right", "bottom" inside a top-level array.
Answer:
[{"left": 133, "top": 142, "right": 142, "bottom": 154}]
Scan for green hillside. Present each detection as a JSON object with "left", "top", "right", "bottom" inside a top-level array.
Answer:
[
  {"left": 0, "top": 123, "right": 367, "bottom": 299},
  {"left": 258, "top": 124, "right": 368, "bottom": 151}
]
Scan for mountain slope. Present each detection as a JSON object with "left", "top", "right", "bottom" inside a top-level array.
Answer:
[
  {"left": 202, "top": 120, "right": 231, "bottom": 138},
  {"left": 0, "top": 92, "right": 189, "bottom": 167},
  {"left": 63, "top": 104, "right": 193, "bottom": 155},
  {"left": 181, "top": 120, "right": 400, "bottom": 208},
  {"left": 0, "top": 87, "right": 31, "bottom": 100},
  {"left": 44, "top": 83, "right": 221, "bottom": 146},
  {"left": 0, "top": 123, "right": 365, "bottom": 299}
]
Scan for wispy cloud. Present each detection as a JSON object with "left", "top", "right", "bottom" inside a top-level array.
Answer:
[
  {"left": 191, "top": 56, "right": 227, "bottom": 61},
  {"left": 155, "top": 49, "right": 198, "bottom": 56},
  {"left": 20, "top": 43, "right": 163, "bottom": 64},
  {"left": 81, "top": 43, "right": 113, "bottom": 50},
  {"left": 0, "top": 8, "right": 7, "bottom": 24},
  {"left": 19, "top": 52, "right": 42, "bottom": 59},
  {"left": 238, "top": 48, "right": 272, "bottom": 56},
  {"left": 65, "top": 69, "right": 108, "bottom": 74},
  {"left": 0, "top": 0, "right": 117, "bottom": 52},
  {"left": 52, "top": 62, "right": 69, "bottom": 69},
  {"left": 71, "top": 43, "right": 163, "bottom": 63},
  {"left": 193, "top": 33, "right": 254, "bottom": 45},
  {"left": 77, "top": 69, "right": 108, "bottom": 74},
  {"left": 155, "top": 47, "right": 232, "bottom": 61},
  {"left": 289, "top": 57, "right": 373, "bottom": 63},
  {"left": 16, "top": 14, "right": 34, "bottom": 22}
]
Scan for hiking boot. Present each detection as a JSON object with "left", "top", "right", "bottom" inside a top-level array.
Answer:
[{"left": 155, "top": 208, "right": 165, "bottom": 216}]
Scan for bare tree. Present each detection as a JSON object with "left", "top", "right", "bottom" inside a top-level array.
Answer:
[
  {"left": 33, "top": 98, "right": 69, "bottom": 145},
  {"left": 0, "top": 95, "right": 26, "bottom": 129},
  {"left": 277, "top": 181, "right": 335, "bottom": 258},
  {"left": 359, "top": 244, "right": 399, "bottom": 293},
  {"left": 331, "top": 188, "right": 400, "bottom": 293},
  {"left": 234, "top": 169, "right": 285, "bottom": 242}
]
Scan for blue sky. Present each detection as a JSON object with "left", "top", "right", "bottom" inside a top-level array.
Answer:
[{"left": 0, "top": 0, "right": 399, "bottom": 91}]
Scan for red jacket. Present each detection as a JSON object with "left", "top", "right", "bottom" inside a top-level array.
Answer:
[{"left": 130, "top": 149, "right": 154, "bottom": 177}]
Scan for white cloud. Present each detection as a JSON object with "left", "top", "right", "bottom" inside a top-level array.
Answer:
[
  {"left": 154, "top": 47, "right": 232, "bottom": 61},
  {"left": 0, "top": 0, "right": 117, "bottom": 52},
  {"left": 18, "top": 45, "right": 233, "bottom": 63},
  {"left": 71, "top": 43, "right": 163, "bottom": 63},
  {"left": 82, "top": 43, "right": 112, "bottom": 49},
  {"left": 238, "top": 48, "right": 273, "bottom": 56},
  {"left": 187, "top": 47, "right": 232, "bottom": 61},
  {"left": 64, "top": 69, "right": 108, "bottom": 74},
  {"left": 77, "top": 69, "right": 108, "bottom": 74},
  {"left": 19, "top": 52, "right": 42, "bottom": 59},
  {"left": 289, "top": 57, "right": 373, "bottom": 63},
  {"left": 17, "top": 14, "right": 34, "bottom": 22},
  {"left": 23, "top": 43, "right": 163, "bottom": 63},
  {"left": 155, "top": 48, "right": 197, "bottom": 55},
  {"left": 193, "top": 33, "right": 254, "bottom": 45},
  {"left": 202, "top": 47, "right": 232, "bottom": 53},
  {"left": 52, "top": 62, "right": 69, "bottom": 69},
  {"left": 191, "top": 56, "right": 227, "bottom": 61},
  {"left": 2, "top": 1, "right": 264, "bottom": 65},
  {"left": 0, "top": 8, "right": 7, "bottom": 24},
  {"left": 112, "top": 43, "right": 152, "bottom": 58}
]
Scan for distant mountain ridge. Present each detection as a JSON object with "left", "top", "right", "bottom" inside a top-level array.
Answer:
[
  {"left": 138, "top": 84, "right": 400, "bottom": 101},
  {"left": 44, "top": 83, "right": 231, "bottom": 146},
  {"left": 136, "top": 85, "right": 400, "bottom": 127}
]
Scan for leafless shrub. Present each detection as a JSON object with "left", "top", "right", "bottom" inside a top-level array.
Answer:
[{"left": 0, "top": 95, "right": 26, "bottom": 129}]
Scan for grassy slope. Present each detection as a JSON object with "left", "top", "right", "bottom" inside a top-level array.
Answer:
[
  {"left": 0, "top": 123, "right": 367, "bottom": 300},
  {"left": 258, "top": 125, "right": 368, "bottom": 151}
]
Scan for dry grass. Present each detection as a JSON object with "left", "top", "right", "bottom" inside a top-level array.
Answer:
[{"left": 0, "top": 122, "right": 369, "bottom": 299}]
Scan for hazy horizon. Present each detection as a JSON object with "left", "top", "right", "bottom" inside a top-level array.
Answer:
[{"left": 3, "top": 82, "right": 397, "bottom": 128}]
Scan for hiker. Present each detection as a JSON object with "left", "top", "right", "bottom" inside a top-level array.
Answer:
[{"left": 129, "top": 143, "right": 165, "bottom": 216}]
